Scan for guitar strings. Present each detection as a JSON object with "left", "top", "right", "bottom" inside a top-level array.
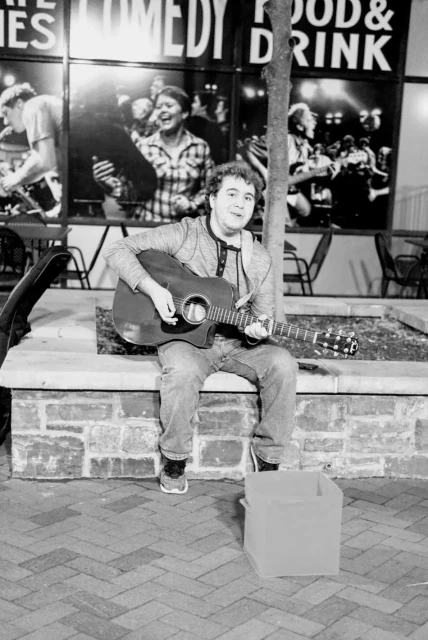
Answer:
[{"left": 169, "top": 295, "right": 323, "bottom": 339}]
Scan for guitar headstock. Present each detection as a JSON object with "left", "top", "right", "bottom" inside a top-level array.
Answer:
[{"left": 314, "top": 328, "right": 359, "bottom": 358}]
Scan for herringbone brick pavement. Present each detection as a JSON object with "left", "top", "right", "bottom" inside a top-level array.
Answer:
[{"left": 1, "top": 437, "right": 428, "bottom": 640}]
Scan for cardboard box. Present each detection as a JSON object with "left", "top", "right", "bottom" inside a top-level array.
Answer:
[{"left": 241, "top": 471, "right": 343, "bottom": 577}]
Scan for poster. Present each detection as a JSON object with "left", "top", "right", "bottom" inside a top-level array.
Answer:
[
  {"left": 238, "top": 75, "right": 396, "bottom": 230},
  {"left": 68, "top": 64, "right": 232, "bottom": 222},
  {"left": 0, "top": 60, "right": 63, "bottom": 220}
]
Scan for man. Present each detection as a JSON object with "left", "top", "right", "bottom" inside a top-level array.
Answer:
[
  {"left": 103, "top": 161, "right": 297, "bottom": 494},
  {"left": 286, "top": 102, "right": 318, "bottom": 223},
  {"left": 238, "top": 102, "right": 319, "bottom": 225},
  {"left": 188, "top": 90, "right": 225, "bottom": 164},
  {"left": 0, "top": 83, "right": 61, "bottom": 199}
]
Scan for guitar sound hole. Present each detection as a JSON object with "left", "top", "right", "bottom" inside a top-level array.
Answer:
[{"left": 182, "top": 294, "right": 209, "bottom": 325}]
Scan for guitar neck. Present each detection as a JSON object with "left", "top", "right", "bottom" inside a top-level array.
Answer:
[
  {"left": 289, "top": 165, "right": 329, "bottom": 187},
  {"left": 204, "top": 305, "right": 317, "bottom": 344}
]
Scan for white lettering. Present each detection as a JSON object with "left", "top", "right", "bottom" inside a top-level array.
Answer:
[
  {"left": 254, "top": 0, "right": 267, "bottom": 24},
  {"left": 5, "top": 1, "right": 26, "bottom": 6},
  {"left": 331, "top": 32, "right": 359, "bottom": 68},
  {"left": 363, "top": 34, "right": 391, "bottom": 70},
  {"left": 365, "top": 0, "right": 393, "bottom": 31},
  {"left": 37, "top": 0, "right": 56, "bottom": 8},
  {"left": 103, "top": 0, "right": 131, "bottom": 37},
  {"left": 336, "top": 0, "right": 361, "bottom": 28},
  {"left": 131, "top": 0, "right": 162, "bottom": 56},
  {"left": 187, "top": 0, "right": 210, "bottom": 58},
  {"left": 306, "top": 0, "right": 334, "bottom": 27},
  {"left": 291, "top": 0, "right": 304, "bottom": 24},
  {"left": 314, "top": 31, "right": 326, "bottom": 67},
  {"left": 291, "top": 30, "right": 310, "bottom": 66},
  {"left": 9, "top": 10, "right": 27, "bottom": 48},
  {"left": 212, "top": 0, "right": 227, "bottom": 59},
  {"left": 30, "top": 13, "right": 56, "bottom": 49},
  {"left": 164, "top": 0, "right": 183, "bottom": 57},
  {"left": 78, "top": 0, "right": 87, "bottom": 24},
  {"left": 249, "top": 27, "right": 272, "bottom": 64}
]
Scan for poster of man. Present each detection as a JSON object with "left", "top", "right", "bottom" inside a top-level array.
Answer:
[
  {"left": 0, "top": 61, "right": 63, "bottom": 220},
  {"left": 238, "top": 75, "right": 396, "bottom": 231}
]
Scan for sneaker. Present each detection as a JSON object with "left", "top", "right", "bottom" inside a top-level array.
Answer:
[
  {"left": 250, "top": 445, "right": 279, "bottom": 472},
  {"left": 160, "top": 457, "right": 188, "bottom": 494}
]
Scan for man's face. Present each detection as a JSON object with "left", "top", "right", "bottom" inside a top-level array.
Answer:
[
  {"left": 210, "top": 176, "right": 256, "bottom": 235},
  {"left": 191, "top": 95, "right": 202, "bottom": 116},
  {"left": 301, "top": 110, "right": 316, "bottom": 139},
  {"left": 1, "top": 101, "right": 25, "bottom": 133},
  {"left": 150, "top": 78, "right": 165, "bottom": 100}
]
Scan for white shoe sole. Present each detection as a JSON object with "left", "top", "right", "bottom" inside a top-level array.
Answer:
[{"left": 160, "top": 477, "right": 189, "bottom": 494}]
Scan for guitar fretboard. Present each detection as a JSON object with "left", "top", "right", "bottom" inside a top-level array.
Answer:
[{"left": 175, "top": 298, "right": 317, "bottom": 344}]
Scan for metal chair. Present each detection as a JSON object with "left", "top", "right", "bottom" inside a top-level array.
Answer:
[
  {"left": 0, "top": 227, "right": 31, "bottom": 291},
  {"left": 8, "top": 212, "right": 50, "bottom": 264},
  {"left": 9, "top": 213, "right": 90, "bottom": 289},
  {"left": 374, "top": 232, "right": 428, "bottom": 298},
  {"left": 283, "top": 228, "right": 333, "bottom": 295}
]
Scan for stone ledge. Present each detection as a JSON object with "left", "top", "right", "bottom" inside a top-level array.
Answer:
[
  {"left": 0, "top": 348, "right": 334, "bottom": 393},
  {"left": 2, "top": 290, "right": 428, "bottom": 396}
]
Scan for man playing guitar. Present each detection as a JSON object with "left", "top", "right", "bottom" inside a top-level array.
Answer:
[
  {"left": 103, "top": 161, "right": 298, "bottom": 494},
  {"left": 0, "top": 83, "right": 62, "bottom": 217}
]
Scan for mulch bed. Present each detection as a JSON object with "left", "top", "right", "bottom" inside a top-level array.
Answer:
[{"left": 96, "top": 308, "right": 428, "bottom": 362}]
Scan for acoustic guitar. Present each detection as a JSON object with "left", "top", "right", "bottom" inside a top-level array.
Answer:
[{"left": 113, "top": 250, "right": 359, "bottom": 357}]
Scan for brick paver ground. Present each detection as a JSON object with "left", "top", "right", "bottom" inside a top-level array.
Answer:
[{"left": 1, "top": 437, "right": 428, "bottom": 640}]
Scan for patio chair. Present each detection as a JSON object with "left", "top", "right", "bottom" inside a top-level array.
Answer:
[
  {"left": 374, "top": 232, "right": 428, "bottom": 298},
  {"left": 0, "top": 246, "right": 72, "bottom": 445},
  {"left": 0, "top": 227, "right": 31, "bottom": 291},
  {"left": 9, "top": 212, "right": 91, "bottom": 289},
  {"left": 283, "top": 228, "right": 333, "bottom": 295}
]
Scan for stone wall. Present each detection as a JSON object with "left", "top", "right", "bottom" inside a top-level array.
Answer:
[{"left": 11, "top": 390, "right": 428, "bottom": 480}]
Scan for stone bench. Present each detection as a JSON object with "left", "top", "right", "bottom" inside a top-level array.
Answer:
[{"left": 1, "top": 290, "right": 428, "bottom": 480}]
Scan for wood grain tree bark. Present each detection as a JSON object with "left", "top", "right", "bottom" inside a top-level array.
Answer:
[{"left": 261, "top": 0, "right": 294, "bottom": 322}]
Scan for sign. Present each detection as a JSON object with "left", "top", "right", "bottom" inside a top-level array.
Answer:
[
  {"left": 0, "top": 0, "right": 63, "bottom": 55},
  {"left": 70, "top": 0, "right": 237, "bottom": 66},
  {"left": 245, "top": 0, "right": 409, "bottom": 75}
]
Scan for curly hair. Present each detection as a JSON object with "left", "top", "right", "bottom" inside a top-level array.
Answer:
[
  {"left": 205, "top": 161, "right": 264, "bottom": 214},
  {"left": 0, "top": 83, "right": 37, "bottom": 109}
]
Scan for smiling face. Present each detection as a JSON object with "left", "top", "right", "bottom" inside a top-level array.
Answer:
[
  {"left": 156, "top": 94, "right": 187, "bottom": 135},
  {"left": 1, "top": 101, "right": 25, "bottom": 133},
  {"left": 210, "top": 176, "right": 256, "bottom": 238}
]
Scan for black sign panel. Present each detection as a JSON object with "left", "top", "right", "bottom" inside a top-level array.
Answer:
[
  {"left": 0, "top": 0, "right": 63, "bottom": 56},
  {"left": 243, "top": 0, "right": 410, "bottom": 76}
]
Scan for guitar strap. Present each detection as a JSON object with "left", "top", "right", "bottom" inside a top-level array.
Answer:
[
  {"left": 235, "top": 229, "right": 255, "bottom": 310},
  {"left": 205, "top": 216, "right": 255, "bottom": 310}
]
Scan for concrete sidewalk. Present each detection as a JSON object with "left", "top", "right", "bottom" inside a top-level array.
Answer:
[{"left": 1, "top": 436, "right": 428, "bottom": 639}]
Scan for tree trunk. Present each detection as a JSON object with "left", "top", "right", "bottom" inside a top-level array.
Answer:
[{"left": 262, "top": 0, "right": 294, "bottom": 322}]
